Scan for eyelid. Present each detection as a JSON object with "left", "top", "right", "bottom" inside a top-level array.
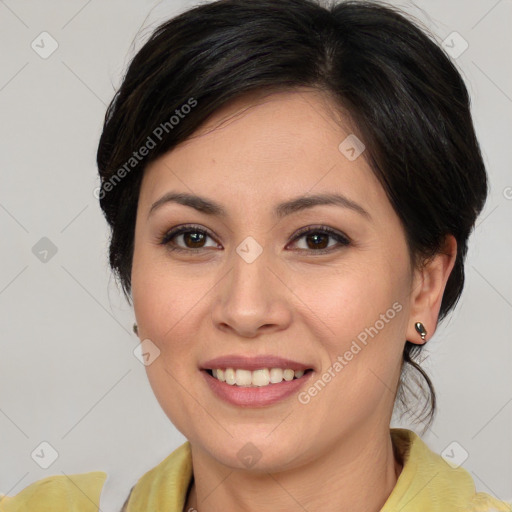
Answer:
[
  {"left": 289, "top": 225, "right": 350, "bottom": 244},
  {"left": 159, "top": 223, "right": 218, "bottom": 249},
  {"left": 159, "top": 223, "right": 351, "bottom": 253},
  {"left": 286, "top": 225, "right": 351, "bottom": 253}
]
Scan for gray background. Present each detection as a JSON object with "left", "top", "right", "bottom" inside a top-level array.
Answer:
[{"left": 1, "top": 0, "right": 511, "bottom": 510}]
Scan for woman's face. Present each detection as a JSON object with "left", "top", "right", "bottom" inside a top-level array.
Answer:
[{"left": 131, "top": 89, "right": 421, "bottom": 470}]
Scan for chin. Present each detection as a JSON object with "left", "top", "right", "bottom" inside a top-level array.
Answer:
[{"left": 196, "top": 431, "right": 307, "bottom": 472}]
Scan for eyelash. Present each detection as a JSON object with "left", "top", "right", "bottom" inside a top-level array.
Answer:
[{"left": 158, "top": 224, "right": 351, "bottom": 255}]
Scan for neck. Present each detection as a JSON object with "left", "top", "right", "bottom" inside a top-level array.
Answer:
[{"left": 184, "top": 427, "right": 402, "bottom": 512}]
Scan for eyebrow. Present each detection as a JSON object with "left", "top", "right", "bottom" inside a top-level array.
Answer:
[{"left": 148, "top": 191, "right": 371, "bottom": 221}]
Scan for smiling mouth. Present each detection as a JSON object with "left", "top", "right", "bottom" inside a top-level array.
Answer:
[{"left": 204, "top": 368, "right": 314, "bottom": 387}]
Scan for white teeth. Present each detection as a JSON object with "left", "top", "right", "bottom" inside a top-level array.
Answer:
[
  {"left": 252, "top": 369, "right": 270, "bottom": 386},
  {"left": 269, "top": 368, "right": 283, "bottom": 383},
  {"left": 209, "top": 367, "right": 309, "bottom": 387},
  {"left": 235, "top": 369, "right": 252, "bottom": 387},
  {"left": 283, "top": 369, "right": 295, "bottom": 381},
  {"left": 224, "top": 368, "right": 236, "bottom": 385}
]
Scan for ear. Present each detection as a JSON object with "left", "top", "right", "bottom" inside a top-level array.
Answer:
[{"left": 406, "top": 234, "right": 457, "bottom": 345}]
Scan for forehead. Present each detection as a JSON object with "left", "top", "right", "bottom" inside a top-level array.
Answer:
[
  {"left": 182, "top": 88, "right": 352, "bottom": 157},
  {"left": 140, "top": 88, "right": 386, "bottom": 218}
]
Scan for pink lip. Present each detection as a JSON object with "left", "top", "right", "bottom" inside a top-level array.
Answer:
[
  {"left": 201, "top": 369, "right": 313, "bottom": 407},
  {"left": 200, "top": 355, "right": 313, "bottom": 371}
]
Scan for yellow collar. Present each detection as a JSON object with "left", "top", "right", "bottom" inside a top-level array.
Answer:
[{"left": 126, "top": 428, "right": 510, "bottom": 511}]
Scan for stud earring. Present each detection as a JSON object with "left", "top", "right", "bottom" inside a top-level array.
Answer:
[
  {"left": 414, "top": 322, "right": 427, "bottom": 342},
  {"left": 133, "top": 323, "right": 138, "bottom": 335}
]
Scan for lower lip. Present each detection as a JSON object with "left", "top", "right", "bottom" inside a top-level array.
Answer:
[{"left": 202, "top": 370, "right": 313, "bottom": 407}]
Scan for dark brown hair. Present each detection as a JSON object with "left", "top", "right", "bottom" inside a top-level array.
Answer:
[{"left": 96, "top": 0, "right": 487, "bottom": 428}]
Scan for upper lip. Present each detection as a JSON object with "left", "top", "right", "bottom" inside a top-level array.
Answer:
[{"left": 201, "top": 355, "right": 313, "bottom": 372}]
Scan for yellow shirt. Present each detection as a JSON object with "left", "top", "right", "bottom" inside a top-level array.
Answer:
[{"left": 1, "top": 428, "right": 510, "bottom": 511}]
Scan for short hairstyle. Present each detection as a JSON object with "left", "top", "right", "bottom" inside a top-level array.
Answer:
[{"left": 96, "top": 0, "right": 488, "bottom": 427}]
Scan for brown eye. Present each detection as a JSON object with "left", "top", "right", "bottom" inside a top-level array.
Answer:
[
  {"left": 159, "top": 224, "right": 350, "bottom": 255},
  {"left": 288, "top": 226, "right": 351, "bottom": 254},
  {"left": 304, "top": 232, "right": 329, "bottom": 250},
  {"left": 160, "top": 225, "right": 219, "bottom": 252},
  {"left": 181, "top": 231, "right": 207, "bottom": 248}
]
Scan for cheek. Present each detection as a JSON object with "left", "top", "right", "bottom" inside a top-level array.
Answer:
[
  {"left": 295, "top": 259, "right": 402, "bottom": 336},
  {"left": 131, "top": 246, "right": 221, "bottom": 382},
  {"left": 132, "top": 240, "right": 187, "bottom": 331},
  {"left": 132, "top": 267, "right": 197, "bottom": 352},
  {"left": 131, "top": 251, "right": 206, "bottom": 434},
  {"left": 294, "top": 258, "right": 408, "bottom": 389}
]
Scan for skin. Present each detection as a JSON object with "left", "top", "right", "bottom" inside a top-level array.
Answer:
[{"left": 131, "top": 88, "right": 457, "bottom": 512}]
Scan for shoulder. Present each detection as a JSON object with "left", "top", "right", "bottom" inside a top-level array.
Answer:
[
  {"left": 390, "top": 428, "right": 512, "bottom": 512},
  {"left": 125, "top": 441, "right": 193, "bottom": 510},
  {"left": 0, "top": 471, "right": 107, "bottom": 512},
  {"left": 467, "top": 493, "right": 512, "bottom": 512}
]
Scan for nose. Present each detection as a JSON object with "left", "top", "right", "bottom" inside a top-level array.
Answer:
[{"left": 210, "top": 246, "right": 293, "bottom": 338}]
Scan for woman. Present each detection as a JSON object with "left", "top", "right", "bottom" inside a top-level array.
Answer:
[{"left": 1, "top": 0, "right": 509, "bottom": 510}]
